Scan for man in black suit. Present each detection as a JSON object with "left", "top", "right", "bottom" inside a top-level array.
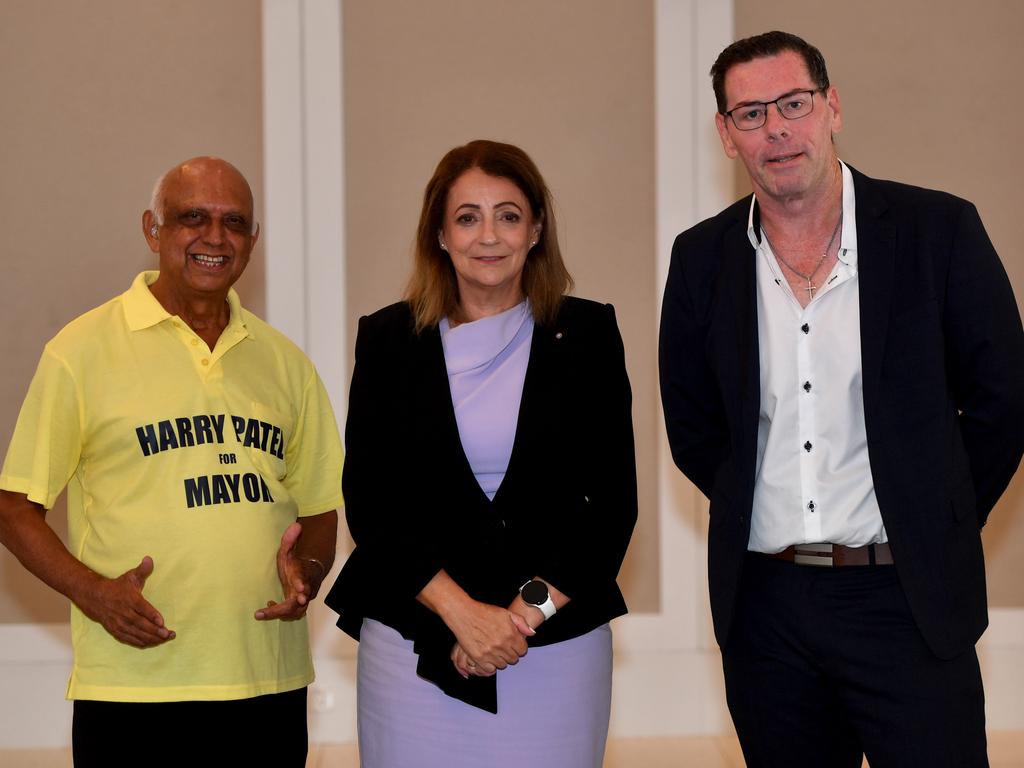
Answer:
[{"left": 659, "top": 30, "right": 1024, "bottom": 767}]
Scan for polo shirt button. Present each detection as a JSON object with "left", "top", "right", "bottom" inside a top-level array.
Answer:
[
  {"left": 191, "top": 338, "right": 199, "bottom": 346},
  {"left": 201, "top": 358, "right": 209, "bottom": 366}
]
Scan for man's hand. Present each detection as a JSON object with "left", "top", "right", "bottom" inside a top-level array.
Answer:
[
  {"left": 75, "top": 556, "right": 175, "bottom": 648},
  {"left": 255, "top": 521, "right": 325, "bottom": 621},
  {"left": 0, "top": 491, "right": 173, "bottom": 648}
]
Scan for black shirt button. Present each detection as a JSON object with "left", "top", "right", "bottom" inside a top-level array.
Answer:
[
  {"left": 803, "top": 381, "right": 812, "bottom": 392},
  {"left": 804, "top": 441, "right": 812, "bottom": 452},
  {"left": 808, "top": 500, "right": 816, "bottom": 511},
  {"left": 801, "top": 323, "right": 810, "bottom": 334}
]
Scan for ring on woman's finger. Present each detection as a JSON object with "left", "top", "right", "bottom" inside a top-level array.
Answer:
[{"left": 468, "top": 661, "right": 476, "bottom": 668}]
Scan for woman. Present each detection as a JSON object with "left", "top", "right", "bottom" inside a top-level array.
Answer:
[{"left": 326, "top": 139, "right": 637, "bottom": 767}]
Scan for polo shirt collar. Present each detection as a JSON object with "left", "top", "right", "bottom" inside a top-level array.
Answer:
[{"left": 122, "top": 271, "right": 251, "bottom": 339}]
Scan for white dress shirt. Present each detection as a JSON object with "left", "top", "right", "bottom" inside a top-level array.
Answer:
[{"left": 747, "top": 161, "right": 887, "bottom": 553}]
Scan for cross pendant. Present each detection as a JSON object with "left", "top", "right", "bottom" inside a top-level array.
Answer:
[{"left": 803, "top": 279, "right": 817, "bottom": 300}]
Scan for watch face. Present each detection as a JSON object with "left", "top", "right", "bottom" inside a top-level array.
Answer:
[{"left": 521, "top": 580, "right": 549, "bottom": 606}]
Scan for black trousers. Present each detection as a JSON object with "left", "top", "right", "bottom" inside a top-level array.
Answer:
[
  {"left": 722, "top": 554, "right": 987, "bottom": 768},
  {"left": 72, "top": 687, "right": 307, "bottom": 767}
]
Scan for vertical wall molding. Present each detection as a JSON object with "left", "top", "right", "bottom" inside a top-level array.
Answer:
[
  {"left": 262, "top": 0, "right": 347, "bottom": 418},
  {"left": 597, "top": 0, "right": 736, "bottom": 739},
  {"left": 261, "top": 0, "right": 356, "bottom": 743}
]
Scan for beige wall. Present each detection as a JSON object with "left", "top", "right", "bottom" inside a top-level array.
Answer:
[
  {"left": 734, "top": 0, "right": 1024, "bottom": 605},
  {"left": 3, "top": 0, "right": 1018, "bottom": 623},
  {"left": 342, "top": 0, "right": 660, "bottom": 610},
  {"left": 0, "top": 0, "right": 264, "bottom": 623}
]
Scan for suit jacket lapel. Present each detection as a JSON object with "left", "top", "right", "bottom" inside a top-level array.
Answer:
[
  {"left": 494, "top": 320, "right": 554, "bottom": 502},
  {"left": 412, "top": 324, "right": 479, "bottom": 486},
  {"left": 724, "top": 206, "right": 762, "bottom": 465},
  {"left": 851, "top": 168, "right": 897, "bottom": 412}
]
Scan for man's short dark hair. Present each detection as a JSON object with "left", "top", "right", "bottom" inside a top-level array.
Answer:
[{"left": 710, "top": 31, "right": 830, "bottom": 113}]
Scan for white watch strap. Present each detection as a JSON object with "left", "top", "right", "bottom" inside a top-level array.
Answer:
[{"left": 534, "top": 595, "right": 557, "bottom": 620}]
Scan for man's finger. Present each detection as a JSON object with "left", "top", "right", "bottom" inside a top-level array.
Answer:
[
  {"left": 278, "top": 522, "right": 302, "bottom": 557},
  {"left": 128, "top": 555, "right": 155, "bottom": 589},
  {"left": 132, "top": 594, "right": 165, "bottom": 626},
  {"left": 132, "top": 613, "right": 173, "bottom": 640},
  {"left": 129, "top": 606, "right": 174, "bottom": 639},
  {"left": 114, "top": 616, "right": 173, "bottom": 647},
  {"left": 255, "top": 597, "right": 305, "bottom": 620}
]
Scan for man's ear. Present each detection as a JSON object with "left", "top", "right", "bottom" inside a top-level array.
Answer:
[
  {"left": 142, "top": 210, "right": 160, "bottom": 253},
  {"left": 715, "top": 113, "right": 739, "bottom": 159},
  {"left": 825, "top": 85, "right": 843, "bottom": 137}
]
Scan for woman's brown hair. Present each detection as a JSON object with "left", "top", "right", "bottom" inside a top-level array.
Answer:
[{"left": 405, "top": 139, "right": 573, "bottom": 331}]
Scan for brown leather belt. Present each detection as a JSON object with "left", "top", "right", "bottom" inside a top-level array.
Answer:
[{"left": 766, "top": 542, "right": 893, "bottom": 567}]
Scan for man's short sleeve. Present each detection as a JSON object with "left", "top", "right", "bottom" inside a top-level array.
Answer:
[
  {"left": 0, "top": 347, "right": 83, "bottom": 509},
  {"left": 282, "top": 369, "right": 344, "bottom": 517}
]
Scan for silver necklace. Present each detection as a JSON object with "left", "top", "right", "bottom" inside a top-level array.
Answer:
[{"left": 763, "top": 212, "right": 843, "bottom": 301}]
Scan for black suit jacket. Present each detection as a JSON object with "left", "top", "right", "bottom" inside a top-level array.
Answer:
[
  {"left": 326, "top": 297, "right": 637, "bottom": 712},
  {"left": 659, "top": 165, "right": 1024, "bottom": 659}
]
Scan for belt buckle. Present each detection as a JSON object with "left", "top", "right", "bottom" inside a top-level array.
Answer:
[{"left": 793, "top": 543, "right": 833, "bottom": 567}]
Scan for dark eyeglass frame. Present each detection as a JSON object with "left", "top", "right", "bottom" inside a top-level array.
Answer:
[{"left": 723, "top": 88, "right": 826, "bottom": 131}]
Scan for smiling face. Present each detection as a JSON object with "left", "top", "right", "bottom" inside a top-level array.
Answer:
[
  {"left": 715, "top": 50, "right": 842, "bottom": 204},
  {"left": 143, "top": 157, "right": 258, "bottom": 308},
  {"left": 440, "top": 167, "right": 541, "bottom": 314}
]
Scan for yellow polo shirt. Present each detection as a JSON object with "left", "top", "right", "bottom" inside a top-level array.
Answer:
[{"left": 0, "top": 272, "right": 344, "bottom": 702}]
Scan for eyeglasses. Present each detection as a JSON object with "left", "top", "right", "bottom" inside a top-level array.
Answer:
[{"left": 724, "top": 89, "right": 824, "bottom": 131}]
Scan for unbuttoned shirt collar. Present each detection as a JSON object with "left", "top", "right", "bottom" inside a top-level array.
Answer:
[
  {"left": 122, "top": 271, "right": 251, "bottom": 366},
  {"left": 747, "top": 160, "right": 859, "bottom": 276}
]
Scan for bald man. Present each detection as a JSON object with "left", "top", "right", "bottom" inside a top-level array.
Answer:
[{"left": 0, "top": 158, "right": 343, "bottom": 764}]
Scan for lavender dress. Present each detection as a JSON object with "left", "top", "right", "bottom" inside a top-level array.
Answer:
[{"left": 356, "top": 302, "right": 613, "bottom": 768}]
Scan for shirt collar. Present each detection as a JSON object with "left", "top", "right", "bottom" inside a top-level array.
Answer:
[
  {"left": 746, "top": 159, "right": 859, "bottom": 268},
  {"left": 122, "top": 270, "right": 250, "bottom": 338}
]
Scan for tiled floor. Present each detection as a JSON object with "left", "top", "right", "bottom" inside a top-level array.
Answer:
[{"left": 5, "top": 731, "right": 1022, "bottom": 767}]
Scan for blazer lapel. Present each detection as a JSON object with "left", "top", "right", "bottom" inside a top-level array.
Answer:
[
  {"left": 852, "top": 169, "right": 897, "bottom": 412},
  {"left": 493, "top": 320, "right": 554, "bottom": 503},
  {"left": 723, "top": 209, "right": 762, "bottom": 462},
  {"left": 412, "top": 324, "right": 479, "bottom": 484}
]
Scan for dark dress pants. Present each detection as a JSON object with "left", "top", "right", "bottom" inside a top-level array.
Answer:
[
  {"left": 722, "top": 554, "right": 987, "bottom": 768},
  {"left": 72, "top": 686, "right": 307, "bottom": 767}
]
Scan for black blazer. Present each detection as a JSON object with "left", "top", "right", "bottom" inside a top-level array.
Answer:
[
  {"left": 326, "top": 297, "right": 637, "bottom": 712},
  {"left": 659, "top": 165, "right": 1024, "bottom": 659}
]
